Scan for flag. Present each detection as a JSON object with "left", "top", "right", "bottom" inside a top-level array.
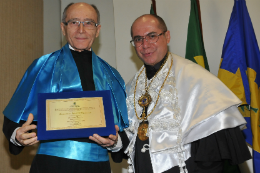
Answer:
[
  {"left": 150, "top": 0, "right": 157, "bottom": 15},
  {"left": 185, "top": 0, "right": 210, "bottom": 71},
  {"left": 218, "top": 0, "right": 260, "bottom": 172}
]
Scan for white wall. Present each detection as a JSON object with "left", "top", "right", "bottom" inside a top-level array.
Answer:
[{"left": 43, "top": 0, "right": 61, "bottom": 54}]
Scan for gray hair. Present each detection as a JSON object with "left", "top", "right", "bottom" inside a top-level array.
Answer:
[
  {"left": 91, "top": 4, "right": 100, "bottom": 24},
  {"left": 61, "top": 3, "right": 100, "bottom": 24},
  {"left": 62, "top": 3, "right": 74, "bottom": 23}
]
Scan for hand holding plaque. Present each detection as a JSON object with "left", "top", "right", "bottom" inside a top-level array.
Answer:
[
  {"left": 15, "top": 113, "right": 39, "bottom": 146},
  {"left": 38, "top": 90, "right": 116, "bottom": 140},
  {"left": 89, "top": 125, "right": 119, "bottom": 148}
]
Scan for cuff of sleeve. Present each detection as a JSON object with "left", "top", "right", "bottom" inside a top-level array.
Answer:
[
  {"left": 107, "top": 135, "right": 122, "bottom": 152},
  {"left": 10, "top": 127, "right": 22, "bottom": 146}
]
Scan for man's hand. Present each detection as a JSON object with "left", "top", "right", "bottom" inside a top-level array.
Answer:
[
  {"left": 15, "top": 113, "right": 39, "bottom": 146},
  {"left": 89, "top": 125, "right": 119, "bottom": 148}
]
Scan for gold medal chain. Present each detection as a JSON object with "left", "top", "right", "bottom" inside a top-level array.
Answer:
[{"left": 134, "top": 55, "right": 173, "bottom": 121}]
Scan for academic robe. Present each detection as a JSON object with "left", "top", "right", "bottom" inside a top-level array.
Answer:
[
  {"left": 123, "top": 53, "right": 251, "bottom": 173},
  {"left": 3, "top": 44, "right": 129, "bottom": 173}
]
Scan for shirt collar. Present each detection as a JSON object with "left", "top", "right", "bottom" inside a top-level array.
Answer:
[
  {"left": 145, "top": 53, "right": 168, "bottom": 80},
  {"left": 69, "top": 44, "right": 91, "bottom": 51}
]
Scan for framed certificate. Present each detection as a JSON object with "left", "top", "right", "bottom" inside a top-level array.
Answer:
[{"left": 37, "top": 90, "right": 115, "bottom": 140}]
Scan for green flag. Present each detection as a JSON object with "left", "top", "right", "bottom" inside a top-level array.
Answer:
[
  {"left": 150, "top": 0, "right": 157, "bottom": 15},
  {"left": 185, "top": 0, "right": 209, "bottom": 71}
]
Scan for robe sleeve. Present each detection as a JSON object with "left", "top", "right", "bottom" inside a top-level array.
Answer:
[
  {"left": 163, "top": 126, "right": 251, "bottom": 173},
  {"left": 179, "top": 126, "right": 252, "bottom": 173},
  {"left": 192, "top": 126, "right": 251, "bottom": 164},
  {"left": 110, "top": 131, "right": 129, "bottom": 163},
  {"left": 2, "top": 117, "right": 24, "bottom": 155}
]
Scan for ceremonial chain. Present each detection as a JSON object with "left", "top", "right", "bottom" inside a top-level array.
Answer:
[{"left": 134, "top": 53, "right": 173, "bottom": 122}]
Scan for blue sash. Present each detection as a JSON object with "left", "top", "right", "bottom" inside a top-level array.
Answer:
[{"left": 37, "top": 141, "right": 109, "bottom": 162}]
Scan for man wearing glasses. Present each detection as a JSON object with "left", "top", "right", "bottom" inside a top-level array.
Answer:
[
  {"left": 122, "top": 14, "right": 251, "bottom": 173},
  {"left": 3, "top": 2, "right": 128, "bottom": 173}
]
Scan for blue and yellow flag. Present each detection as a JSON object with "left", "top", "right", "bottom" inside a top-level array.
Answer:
[{"left": 218, "top": 0, "right": 260, "bottom": 171}]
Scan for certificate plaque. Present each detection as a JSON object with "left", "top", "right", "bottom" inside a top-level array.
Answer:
[
  {"left": 38, "top": 90, "right": 115, "bottom": 140},
  {"left": 46, "top": 97, "right": 106, "bottom": 130}
]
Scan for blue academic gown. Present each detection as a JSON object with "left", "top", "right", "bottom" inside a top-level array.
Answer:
[{"left": 3, "top": 44, "right": 129, "bottom": 173}]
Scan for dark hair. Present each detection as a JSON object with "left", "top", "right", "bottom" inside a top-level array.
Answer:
[
  {"left": 61, "top": 3, "right": 100, "bottom": 24},
  {"left": 131, "top": 14, "right": 168, "bottom": 37}
]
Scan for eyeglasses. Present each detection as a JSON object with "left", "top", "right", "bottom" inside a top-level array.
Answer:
[
  {"left": 63, "top": 19, "right": 99, "bottom": 30},
  {"left": 130, "top": 31, "right": 167, "bottom": 47}
]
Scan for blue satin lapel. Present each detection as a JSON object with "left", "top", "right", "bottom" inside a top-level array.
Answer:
[
  {"left": 102, "top": 62, "right": 129, "bottom": 131},
  {"left": 92, "top": 51, "right": 129, "bottom": 131},
  {"left": 3, "top": 44, "right": 83, "bottom": 122},
  {"left": 3, "top": 53, "right": 53, "bottom": 122},
  {"left": 56, "top": 45, "right": 83, "bottom": 92},
  {"left": 92, "top": 51, "right": 107, "bottom": 91}
]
